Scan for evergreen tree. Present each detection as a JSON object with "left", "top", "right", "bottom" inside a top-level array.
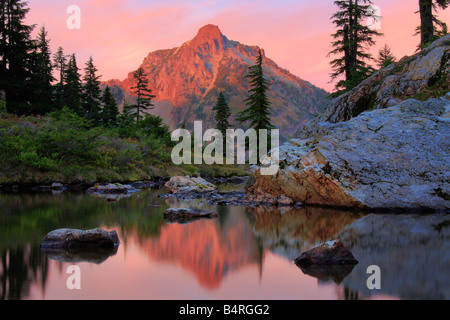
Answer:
[
  {"left": 377, "top": 44, "right": 396, "bottom": 68},
  {"left": 213, "top": 92, "right": 231, "bottom": 137},
  {"left": 63, "top": 54, "right": 82, "bottom": 114},
  {"left": 237, "top": 50, "right": 273, "bottom": 162},
  {"left": 130, "top": 67, "right": 155, "bottom": 122},
  {"left": 82, "top": 56, "right": 102, "bottom": 123},
  {"left": 100, "top": 86, "right": 119, "bottom": 126},
  {"left": 0, "top": 0, "right": 35, "bottom": 115},
  {"left": 328, "top": 0, "right": 382, "bottom": 94},
  {"left": 53, "top": 46, "right": 68, "bottom": 109},
  {"left": 29, "top": 25, "right": 55, "bottom": 114},
  {"left": 213, "top": 92, "right": 231, "bottom": 155},
  {"left": 237, "top": 50, "right": 273, "bottom": 131},
  {"left": 418, "top": 0, "right": 450, "bottom": 49}
]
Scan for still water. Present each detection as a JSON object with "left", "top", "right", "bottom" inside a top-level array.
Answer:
[{"left": 0, "top": 187, "right": 448, "bottom": 300}]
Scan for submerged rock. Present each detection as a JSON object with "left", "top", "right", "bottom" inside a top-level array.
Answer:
[
  {"left": 87, "top": 183, "right": 140, "bottom": 196},
  {"left": 40, "top": 228, "right": 120, "bottom": 249},
  {"left": 294, "top": 239, "right": 358, "bottom": 266},
  {"left": 164, "top": 176, "right": 217, "bottom": 194},
  {"left": 163, "top": 208, "right": 218, "bottom": 224}
]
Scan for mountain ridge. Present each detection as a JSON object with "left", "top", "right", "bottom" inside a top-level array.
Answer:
[{"left": 103, "top": 24, "right": 329, "bottom": 138}]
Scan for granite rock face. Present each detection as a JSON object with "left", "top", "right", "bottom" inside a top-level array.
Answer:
[{"left": 248, "top": 97, "right": 450, "bottom": 210}]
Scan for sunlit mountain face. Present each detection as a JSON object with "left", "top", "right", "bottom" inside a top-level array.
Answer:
[{"left": 103, "top": 24, "right": 329, "bottom": 139}]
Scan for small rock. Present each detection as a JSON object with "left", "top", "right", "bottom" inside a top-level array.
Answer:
[
  {"left": 278, "top": 195, "right": 294, "bottom": 206},
  {"left": 51, "top": 182, "right": 65, "bottom": 190},
  {"left": 294, "top": 239, "right": 358, "bottom": 266},
  {"left": 227, "top": 176, "right": 249, "bottom": 185},
  {"left": 86, "top": 183, "right": 140, "bottom": 195},
  {"left": 40, "top": 228, "right": 120, "bottom": 249},
  {"left": 164, "top": 176, "right": 217, "bottom": 194}
]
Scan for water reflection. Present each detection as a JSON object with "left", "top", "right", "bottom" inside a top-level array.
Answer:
[
  {"left": 245, "top": 206, "right": 364, "bottom": 260},
  {"left": 41, "top": 247, "right": 118, "bottom": 264},
  {"left": 0, "top": 190, "right": 448, "bottom": 300}
]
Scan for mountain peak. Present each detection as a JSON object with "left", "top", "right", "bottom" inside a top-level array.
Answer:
[{"left": 196, "top": 24, "right": 223, "bottom": 38}]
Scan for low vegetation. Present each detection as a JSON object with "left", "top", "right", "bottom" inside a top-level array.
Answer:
[{"left": 0, "top": 107, "right": 248, "bottom": 186}]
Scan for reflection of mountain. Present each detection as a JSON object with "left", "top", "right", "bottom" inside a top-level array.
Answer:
[
  {"left": 135, "top": 208, "right": 263, "bottom": 289},
  {"left": 246, "top": 206, "right": 364, "bottom": 260}
]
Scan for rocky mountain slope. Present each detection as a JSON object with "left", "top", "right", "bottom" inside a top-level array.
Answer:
[
  {"left": 247, "top": 35, "right": 450, "bottom": 211},
  {"left": 103, "top": 25, "right": 329, "bottom": 139}
]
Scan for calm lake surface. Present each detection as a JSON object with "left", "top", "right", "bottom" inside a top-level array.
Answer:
[{"left": 0, "top": 187, "right": 448, "bottom": 300}]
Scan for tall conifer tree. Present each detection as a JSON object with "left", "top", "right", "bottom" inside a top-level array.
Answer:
[
  {"left": 53, "top": 46, "right": 68, "bottom": 109},
  {"left": 237, "top": 50, "right": 273, "bottom": 131},
  {"left": 30, "top": 25, "right": 55, "bottom": 114},
  {"left": 418, "top": 0, "right": 449, "bottom": 49},
  {"left": 0, "top": 0, "right": 35, "bottom": 114},
  {"left": 82, "top": 56, "right": 102, "bottom": 123},
  {"left": 213, "top": 92, "right": 231, "bottom": 137},
  {"left": 328, "top": 0, "right": 382, "bottom": 94},
  {"left": 100, "top": 86, "right": 119, "bottom": 126},
  {"left": 64, "top": 54, "right": 82, "bottom": 114},
  {"left": 237, "top": 50, "right": 273, "bottom": 162},
  {"left": 130, "top": 67, "right": 155, "bottom": 122}
]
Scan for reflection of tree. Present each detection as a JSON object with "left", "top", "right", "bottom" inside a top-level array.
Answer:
[
  {"left": 245, "top": 206, "right": 364, "bottom": 260},
  {"left": 1, "top": 246, "right": 48, "bottom": 300},
  {"left": 343, "top": 287, "right": 359, "bottom": 300}
]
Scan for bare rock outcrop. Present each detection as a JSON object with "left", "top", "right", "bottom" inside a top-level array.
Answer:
[{"left": 248, "top": 97, "right": 450, "bottom": 210}]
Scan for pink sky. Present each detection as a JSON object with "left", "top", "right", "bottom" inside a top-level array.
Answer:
[{"left": 26, "top": 0, "right": 450, "bottom": 92}]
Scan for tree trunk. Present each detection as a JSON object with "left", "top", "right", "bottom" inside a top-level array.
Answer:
[{"left": 419, "top": 0, "right": 434, "bottom": 47}]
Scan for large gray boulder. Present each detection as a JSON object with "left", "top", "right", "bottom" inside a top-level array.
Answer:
[{"left": 248, "top": 97, "right": 450, "bottom": 210}]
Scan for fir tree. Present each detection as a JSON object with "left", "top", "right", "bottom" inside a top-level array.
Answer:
[
  {"left": 237, "top": 50, "right": 273, "bottom": 131},
  {"left": 213, "top": 92, "right": 231, "bottom": 137},
  {"left": 0, "top": 0, "right": 35, "bottom": 115},
  {"left": 213, "top": 92, "right": 231, "bottom": 156},
  {"left": 53, "top": 46, "right": 68, "bottom": 109},
  {"left": 130, "top": 67, "right": 155, "bottom": 122},
  {"left": 418, "top": 0, "right": 450, "bottom": 49},
  {"left": 328, "top": 0, "right": 382, "bottom": 94},
  {"left": 237, "top": 50, "right": 273, "bottom": 162},
  {"left": 82, "top": 56, "right": 102, "bottom": 123},
  {"left": 29, "top": 25, "right": 55, "bottom": 114},
  {"left": 377, "top": 44, "right": 396, "bottom": 68},
  {"left": 100, "top": 86, "right": 119, "bottom": 126},
  {"left": 64, "top": 54, "right": 82, "bottom": 114}
]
